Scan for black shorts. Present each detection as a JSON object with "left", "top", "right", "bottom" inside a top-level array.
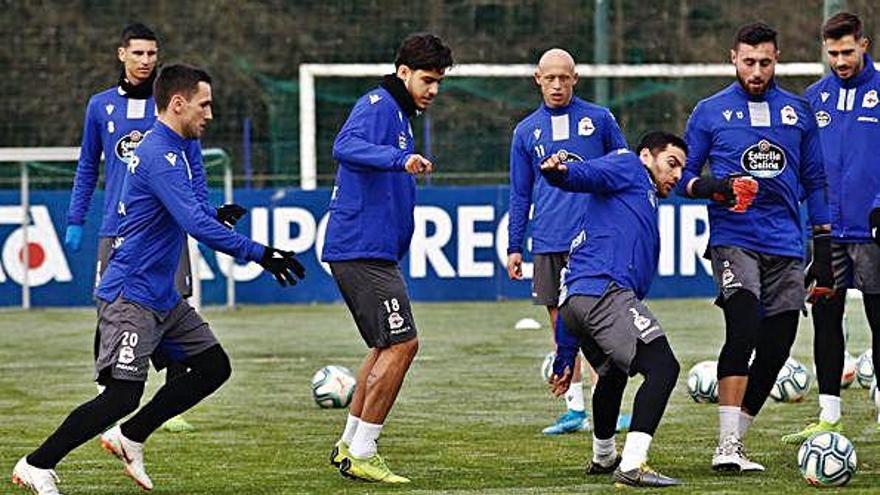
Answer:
[
  {"left": 532, "top": 252, "right": 568, "bottom": 306},
  {"left": 831, "top": 242, "right": 880, "bottom": 294},
  {"left": 330, "top": 260, "right": 417, "bottom": 349}
]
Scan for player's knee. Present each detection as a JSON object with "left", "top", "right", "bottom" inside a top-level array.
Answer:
[
  {"left": 395, "top": 336, "right": 419, "bottom": 359},
  {"left": 190, "top": 345, "right": 232, "bottom": 388},
  {"left": 103, "top": 379, "right": 145, "bottom": 417},
  {"left": 718, "top": 342, "right": 750, "bottom": 378}
]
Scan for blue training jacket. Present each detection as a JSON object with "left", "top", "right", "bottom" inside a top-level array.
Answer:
[
  {"left": 96, "top": 122, "right": 264, "bottom": 312},
  {"left": 679, "top": 81, "right": 830, "bottom": 258},
  {"left": 805, "top": 54, "right": 880, "bottom": 242},
  {"left": 545, "top": 149, "right": 660, "bottom": 302},
  {"left": 508, "top": 97, "right": 627, "bottom": 255},
  {"left": 321, "top": 82, "right": 417, "bottom": 263},
  {"left": 68, "top": 86, "right": 158, "bottom": 237}
]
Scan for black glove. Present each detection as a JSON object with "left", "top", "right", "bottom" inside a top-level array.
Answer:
[
  {"left": 259, "top": 246, "right": 306, "bottom": 287},
  {"left": 216, "top": 204, "right": 247, "bottom": 228},
  {"left": 805, "top": 228, "right": 834, "bottom": 303},
  {"left": 870, "top": 207, "right": 880, "bottom": 247},
  {"left": 690, "top": 173, "right": 758, "bottom": 212}
]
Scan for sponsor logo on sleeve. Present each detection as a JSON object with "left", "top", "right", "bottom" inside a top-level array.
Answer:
[{"left": 740, "top": 139, "right": 786, "bottom": 178}]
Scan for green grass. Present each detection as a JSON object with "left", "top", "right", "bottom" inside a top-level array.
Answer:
[{"left": 1, "top": 299, "right": 879, "bottom": 494}]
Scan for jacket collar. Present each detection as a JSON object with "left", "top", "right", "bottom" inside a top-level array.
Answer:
[
  {"left": 118, "top": 68, "right": 156, "bottom": 99},
  {"left": 154, "top": 120, "right": 186, "bottom": 147},
  {"left": 380, "top": 74, "right": 419, "bottom": 118},
  {"left": 836, "top": 53, "right": 876, "bottom": 89}
]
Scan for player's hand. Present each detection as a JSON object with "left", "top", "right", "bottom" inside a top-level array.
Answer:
[
  {"left": 870, "top": 207, "right": 880, "bottom": 247},
  {"left": 805, "top": 228, "right": 834, "bottom": 304},
  {"left": 691, "top": 173, "right": 758, "bottom": 213},
  {"left": 539, "top": 152, "right": 568, "bottom": 173},
  {"left": 549, "top": 365, "right": 573, "bottom": 397},
  {"left": 507, "top": 252, "right": 523, "bottom": 280},
  {"left": 64, "top": 224, "right": 83, "bottom": 253},
  {"left": 258, "top": 246, "right": 306, "bottom": 287},
  {"left": 404, "top": 154, "right": 433, "bottom": 175},
  {"left": 724, "top": 174, "right": 758, "bottom": 213},
  {"left": 216, "top": 204, "right": 247, "bottom": 228}
]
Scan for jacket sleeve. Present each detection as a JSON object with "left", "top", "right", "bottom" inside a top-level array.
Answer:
[
  {"left": 507, "top": 129, "right": 533, "bottom": 255},
  {"left": 186, "top": 140, "right": 217, "bottom": 218},
  {"left": 799, "top": 108, "right": 831, "bottom": 226},
  {"left": 604, "top": 110, "right": 629, "bottom": 151},
  {"left": 67, "top": 98, "right": 103, "bottom": 226},
  {"left": 149, "top": 151, "right": 264, "bottom": 263},
  {"left": 543, "top": 151, "right": 633, "bottom": 194},
  {"left": 332, "top": 99, "right": 410, "bottom": 172},
  {"left": 677, "top": 103, "right": 712, "bottom": 197}
]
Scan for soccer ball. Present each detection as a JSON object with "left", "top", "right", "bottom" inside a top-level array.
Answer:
[
  {"left": 310, "top": 365, "right": 356, "bottom": 409},
  {"left": 841, "top": 351, "right": 857, "bottom": 389},
  {"left": 687, "top": 360, "right": 718, "bottom": 403},
  {"left": 856, "top": 349, "right": 874, "bottom": 389},
  {"left": 541, "top": 352, "right": 555, "bottom": 382},
  {"left": 797, "top": 432, "right": 857, "bottom": 487},
  {"left": 770, "top": 357, "right": 811, "bottom": 402}
]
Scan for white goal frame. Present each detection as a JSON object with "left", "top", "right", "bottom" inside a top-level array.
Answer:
[
  {"left": 0, "top": 147, "right": 235, "bottom": 310},
  {"left": 298, "top": 62, "right": 826, "bottom": 190}
]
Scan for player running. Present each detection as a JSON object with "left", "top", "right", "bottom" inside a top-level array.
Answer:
[
  {"left": 507, "top": 48, "right": 631, "bottom": 435},
  {"left": 322, "top": 33, "right": 453, "bottom": 484},
  {"left": 12, "top": 64, "right": 305, "bottom": 495},
  {"left": 783, "top": 12, "right": 880, "bottom": 444},
  {"left": 678, "top": 22, "right": 832, "bottom": 472},
  {"left": 544, "top": 131, "right": 686, "bottom": 488}
]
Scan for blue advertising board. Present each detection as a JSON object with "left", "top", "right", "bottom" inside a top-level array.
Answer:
[{"left": 0, "top": 187, "right": 718, "bottom": 307}]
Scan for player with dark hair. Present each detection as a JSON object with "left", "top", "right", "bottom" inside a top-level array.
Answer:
[
  {"left": 679, "top": 22, "right": 832, "bottom": 472},
  {"left": 12, "top": 64, "right": 305, "bottom": 495},
  {"left": 783, "top": 12, "right": 880, "bottom": 443},
  {"left": 63, "top": 23, "right": 246, "bottom": 434},
  {"left": 507, "top": 48, "right": 631, "bottom": 435},
  {"left": 543, "top": 131, "right": 687, "bottom": 487},
  {"left": 322, "top": 33, "right": 453, "bottom": 484}
]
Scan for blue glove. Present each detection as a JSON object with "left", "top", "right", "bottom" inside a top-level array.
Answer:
[
  {"left": 552, "top": 313, "right": 579, "bottom": 378},
  {"left": 64, "top": 225, "right": 83, "bottom": 253}
]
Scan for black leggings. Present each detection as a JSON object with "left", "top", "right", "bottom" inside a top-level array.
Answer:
[
  {"left": 742, "top": 311, "right": 799, "bottom": 416},
  {"left": 812, "top": 291, "right": 847, "bottom": 396},
  {"left": 27, "top": 345, "right": 230, "bottom": 469},
  {"left": 592, "top": 336, "right": 680, "bottom": 440}
]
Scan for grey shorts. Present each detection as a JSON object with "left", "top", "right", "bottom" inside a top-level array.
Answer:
[
  {"left": 96, "top": 236, "right": 192, "bottom": 298},
  {"left": 532, "top": 252, "right": 568, "bottom": 306},
  {"left": 330, "top": 260, "right": 417, "bottom": 349},
  {"left": 832, "top": 242, "right": 880, "bottom": 294},
  {"left": 708, "top": 245, "right": 804, "bottom": 317},
  {"left": 558, "top": 283, "right": 666, "bottom": 377},
  {"left": 94, "top": 296, "right": 219, "bottom": 382}
]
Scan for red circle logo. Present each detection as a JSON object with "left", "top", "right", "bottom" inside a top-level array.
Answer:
[{"left": 18, "top": 242, "right": 46, "bottom": 269}]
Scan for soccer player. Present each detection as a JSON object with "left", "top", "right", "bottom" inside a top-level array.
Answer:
[
  {"left": 322, "top": 33, "right": 453, "bottom": 484},
  {"left": 507, "top": 48, "right": 631, "bottom": 435},
  {"left": 11, "top": 64, "right": 305, "bottom": 495},
  {"left": 543, "top": 131, "right": 686, "bottom": 487},
  {"left": 64, "top": 23, "right": 244, "bottom": 433},
  {"left": 679, "top": 23, "right": 833, "bottom": 472},
  {"left": 782, "top": 12, "right": 880, "bottom": 443}
]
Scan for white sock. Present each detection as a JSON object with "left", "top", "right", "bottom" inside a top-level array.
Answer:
[
  {"left": 719, "top": 406, "right": 740, "bottom": 442},
  {"left": 619, "top": 432, "right": 652, "bottom": 472},
  {"left": 565, "top": 382, "right": 585, "bottom": 412},
  {"left": 819, "top": 394, "right": 842, "bottom": 423},
  {"left": 738, "top": 410, "right": 754, "bottom": 439},
  {"left": 349, "top": 420, "right": 383, "bottom": 459},
  {"left": 592, "top": 434, "right": 617, "bottom": 462},
  {"left": 341, "top": 414, "right": 360, "bottom": 445}
]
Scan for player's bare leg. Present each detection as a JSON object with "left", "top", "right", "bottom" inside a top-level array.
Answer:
[{"left": 332, "top": 350, "right": 379, "bottom": 467}]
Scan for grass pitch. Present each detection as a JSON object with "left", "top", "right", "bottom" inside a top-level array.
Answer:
[{"left": 1, "top": 299, "right": 878, "bottom": 494}]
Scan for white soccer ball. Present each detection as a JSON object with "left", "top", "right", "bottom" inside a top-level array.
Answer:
[
  {"left": 687, "top": 360, "right": 718, "bottom": 403},
  {"left": 770, "top": 357, "right": 812, "bottom": 402},
  {"left": 797, "top": 432, "right": 857, "bottom": 487},
  {"left": 541, "top": 351, "right": 555, "bottom": 383},
  {"left": 841, "top": 351, "right": 857, "bottom": 389},
  {"left": 311, "top": 365, "right": 356, "bottom": 409},
  {"left": 856, "top": 349, "right": 874, "bottom": 389}
]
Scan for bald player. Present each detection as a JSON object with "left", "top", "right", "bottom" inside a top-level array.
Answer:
[{"left": 507, "top": 48, "right": 631, "bottom": 436}]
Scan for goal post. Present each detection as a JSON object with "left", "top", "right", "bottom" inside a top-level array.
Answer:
[
  {"left": 297, "top": 62, "right": 826, "bottom": 190},
  {"left": 0, "top": 147, "right": 235, "bottom": 309}
]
